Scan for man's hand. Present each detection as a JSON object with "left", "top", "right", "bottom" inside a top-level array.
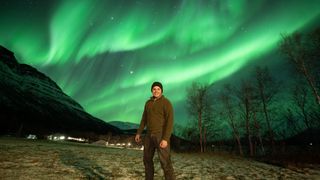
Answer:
[
  {"left": 135, "top": 134, "right": 141, "bottom": 143},
  {"left": 160, "top": 140, "right": 168, "bottom": 148}
]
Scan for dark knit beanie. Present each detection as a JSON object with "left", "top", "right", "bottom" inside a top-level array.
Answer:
[{"left": 151, "top": 81, "right": 163, "bottom": 92}]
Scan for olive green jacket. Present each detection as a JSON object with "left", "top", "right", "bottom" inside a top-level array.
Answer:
[{"left": 137, "top": 95, "right": 174, "bottom": 141}]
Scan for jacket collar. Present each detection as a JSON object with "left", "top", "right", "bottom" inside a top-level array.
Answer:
[{"left": 150, "top": 95, "right": 164, "bottom": 101}]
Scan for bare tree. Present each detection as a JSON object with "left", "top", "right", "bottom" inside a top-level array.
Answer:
[
  {"left": 280, "top": 28, "right": 320, "bottom": 105},
  {"left": 237, "top": 80, "right": 255, "bottom": 156},
  {"left": 254, "top": 66, "right": 278, "bottom": 153},
  {"left": 284, "top": 108, "right": 302, "bottom": 137},
  {"left": 309, "top": 108, "right": 320, "bottom": 127},
  {"left": 252, "top": 111, "right": 265, "bottom": 155},
  {"left": 202, "top": 94, "right": 215, "bottom": 152},
  {"left": 292, "top": 84, "right": 310, "bottom": 128},
  {"left": 186, "top": 82, "right": 212, "bottom": 152},
  {"left": 220, "top": 84, "right": 243, "bottom": 155}
]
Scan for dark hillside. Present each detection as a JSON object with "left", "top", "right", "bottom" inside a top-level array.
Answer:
[{"left": 0, "top": 45, "right": 120, "bottom": 138}]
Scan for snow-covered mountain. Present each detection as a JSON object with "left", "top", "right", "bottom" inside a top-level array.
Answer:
[{"left": 0, "top": 45, "right": 120, "bottom": 137}]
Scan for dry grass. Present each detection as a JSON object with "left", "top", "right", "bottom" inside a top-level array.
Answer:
[{"left": 1, "top": 137, "right": 319, "bottom": 180}]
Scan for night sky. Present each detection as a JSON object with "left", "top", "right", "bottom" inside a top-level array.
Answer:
[{"left": 1, "top": 0, "right": 319, "bottom": 127}]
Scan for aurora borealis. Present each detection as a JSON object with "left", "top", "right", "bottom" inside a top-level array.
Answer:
[{"left": 0, "top": 0, "right": 319, "bottom": 126}]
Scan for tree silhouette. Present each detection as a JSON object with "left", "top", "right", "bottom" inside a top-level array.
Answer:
[
  {"left": 220, "top": 84, "right": 243, "bottom": 155},
  {"left": 186, "top": 82, "right": 213, "bottom": 152},
  {"left": 236, "top": 80, "right": 255, "bottom": 156},
  {"left": 280, "top": 28, "right": 320, "bottom": 105},
  {"left": 292, "top": 84, "right": 311, "bottom": 128},
  {"left": 254, "top": 66, "right": 279, "bottom": 153}
]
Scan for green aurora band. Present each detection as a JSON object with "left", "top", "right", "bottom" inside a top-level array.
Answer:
[{"left": 1, "top": 0, "right": 320, "bottom": 126}]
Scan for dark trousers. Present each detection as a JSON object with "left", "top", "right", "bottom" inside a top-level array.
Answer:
[{"left": 143, "top": 134, "right": 175, "bottom": 180}]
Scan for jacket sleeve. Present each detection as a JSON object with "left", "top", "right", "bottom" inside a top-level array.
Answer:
[
  {"left": 162, "top": 99, "right": 174, "bottom": 141},
  {"left": 137, "top": 103, "right": 147, "bottom": 135}
]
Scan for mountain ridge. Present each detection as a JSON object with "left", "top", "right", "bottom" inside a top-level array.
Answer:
[
  {"left": 108, "top": 121, "right": 139, "bottom": 130},
  {"left": 0, "top": 45, "right": 120, "bottom": 138}
]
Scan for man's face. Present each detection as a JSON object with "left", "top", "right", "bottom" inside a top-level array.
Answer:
[{"left": 152, "top": 86, "right": 162, "bottom": 98}]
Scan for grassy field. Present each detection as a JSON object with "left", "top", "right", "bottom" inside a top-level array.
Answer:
[{"left": 1, "top": 137, "right": 319, "bottom": 180}]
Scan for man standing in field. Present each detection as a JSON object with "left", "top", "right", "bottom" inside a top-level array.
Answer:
[{"left": 135, "top": 81, "right": 175, "bottom": 180}]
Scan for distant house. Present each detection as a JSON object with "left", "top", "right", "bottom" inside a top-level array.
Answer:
[
  {"left": 26, "top": 134, "right": 37, "bottom": 139},
  {"left": 47, "top": 133, "right": 87, "bottom": 142},
  {"left": 47, "top": 133, "right": 66, "bottom": 141}
]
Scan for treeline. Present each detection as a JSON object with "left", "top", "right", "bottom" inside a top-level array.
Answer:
[{"left": 179, "top": 27, "right": 320, "bottom": 155}]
